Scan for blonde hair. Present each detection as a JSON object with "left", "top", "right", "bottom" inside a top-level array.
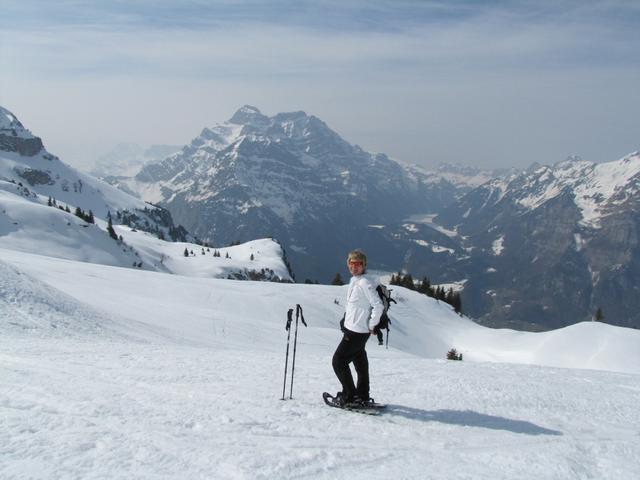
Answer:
[{"left": 347, "top": 249, "right": 367, "bottom": 268}]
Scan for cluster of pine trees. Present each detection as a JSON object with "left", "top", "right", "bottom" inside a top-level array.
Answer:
[
  {"left": 390, "top": 272, "right": 462, "bottom": 314},
  {"left": 184, "top": 248, "right": 232, "bottom": 259},
  {"left": 74, "top": 207, "right": 94, "bottom": 224},
  {"left": 47, "top": 197, "right": 71, "bottom": 214}
]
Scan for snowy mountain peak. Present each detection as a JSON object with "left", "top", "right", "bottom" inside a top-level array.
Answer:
[
  {"left": 561, "top": 154, "right": 584, "bottom": 164},
  {"left": 229, "top": 105, "right": 269, "bottom": 125}
]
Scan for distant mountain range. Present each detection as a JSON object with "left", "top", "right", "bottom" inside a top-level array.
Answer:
[
  {"left": 4, "top": 103, "right": 639, "bottom": 331},
  {"left": 437, "top": 152, "right": 640, "bottom": 330}
]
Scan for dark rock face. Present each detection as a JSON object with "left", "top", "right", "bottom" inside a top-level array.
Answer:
[
  {"left": 0, "top": 106, "right": 44, "bottom": 156},
  {"left": 16, "top": 168, "right": 54, "bottom": 186},
  {"left": 0, "top": 135, "right": 43, "bottom": 156}
]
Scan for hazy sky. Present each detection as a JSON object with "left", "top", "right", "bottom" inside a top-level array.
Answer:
[{"left": 1, "top": 0, "right": 639, "bottom": 171}]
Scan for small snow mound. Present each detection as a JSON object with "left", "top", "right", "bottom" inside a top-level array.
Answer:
[{"left": 0, "top": 259, "right": 112, "bottom": 337}]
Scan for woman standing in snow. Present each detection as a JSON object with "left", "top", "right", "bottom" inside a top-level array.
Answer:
[{"left": 331, "top": 249, "right": 383, "bottom": 407}]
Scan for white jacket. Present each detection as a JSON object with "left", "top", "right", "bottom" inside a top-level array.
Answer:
[{"left": 344, "top": 274, "right": 384, "bottom": 334}]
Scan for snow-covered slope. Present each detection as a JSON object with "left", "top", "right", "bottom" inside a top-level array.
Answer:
[
  {"left": 2, "top": 248, "right": 638, "bottom": 372},
  {"left": 0, "top": 107, "right": 151, "bottom": 220},
  {"left": 0, "top": 105, "right": 189, "bottom": 242},
  {"left": 0, "top": 185, "right": 291, "bottom": 279},
  {"left": 1, "top": 249, "right": 639, "bottom": 479},
  {"left": 111, "top": 227, "right": 292, "bottom": 281}
]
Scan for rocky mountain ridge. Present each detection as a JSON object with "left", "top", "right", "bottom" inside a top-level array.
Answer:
[{"left": 437, "top": 151, "right": 640, "bottom": 329}]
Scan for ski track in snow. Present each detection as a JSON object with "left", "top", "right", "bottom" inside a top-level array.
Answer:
[
  {"left": 2, "top": 338, "right": 640, "bottom": 480},
  {"left": 1, "top": 250, "right": 640, "bottom": 479}
]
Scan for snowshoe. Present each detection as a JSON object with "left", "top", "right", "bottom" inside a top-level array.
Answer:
[{"left": 322, "top": 392, "right": 386, "bottom": 415}]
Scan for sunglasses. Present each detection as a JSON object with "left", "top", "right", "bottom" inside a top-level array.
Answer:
[{"left": 348, "top": 260, "right": 364, "bottom": 266}]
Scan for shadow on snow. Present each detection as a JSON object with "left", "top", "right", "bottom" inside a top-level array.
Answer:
[{"left": 386, "top": 405, "right": 562, "bottom": 436}]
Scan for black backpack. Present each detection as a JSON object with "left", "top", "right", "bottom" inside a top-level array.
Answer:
[
  {"left": 373, "top": 285, "right": 396, "bottom": 347},
  {"left": 339, "top": 284, "right": 397, "bottom": 347}
]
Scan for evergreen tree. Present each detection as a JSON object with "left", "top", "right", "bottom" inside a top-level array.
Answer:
[
  {"left": 446, "top": 287, "right": 454, "bottom": 306},
  {"left": 250, "top": 253, "right": 254, "bottom": 261},
  {"left": 418, "top": 276, "right": 432, "bottom": 296},
  {"left": 47, "top": 197, "right": 53, "bottom": 207},
  {"left": 595, "top": 307, "right": 604, "bottom": 322},
  {"left": 331, "top": 273, "right": 344, "bottom": 286},
  {"left": 447, "top": 348, "right": 462, "bottom": 361},
  {"left": 402, "top": 273, "right": 415, "bottom": 291},
  {"left": 452, "top": 292, "right": 462, "bottom": 314},
  {"left": 107, "top": 216, "right": 118, "bottom": 240},
  {"left": 184, "top": 248, "right": 189, "bottom": 257},
  {"left": 87, "top": 210, "right": 94, "bottom": 224}
]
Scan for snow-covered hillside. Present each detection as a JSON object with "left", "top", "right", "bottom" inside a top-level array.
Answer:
[
  {"left": 0, "top": 184, "right": 291, "bottom": 281},
  {"left": 0, "top": 105, "right": 192, "bottom": 248},
  {"left": 1, "top": 249, "right": 640, "bottom": 478},
  {"left": 0, "top": 107, "right": 152, "bottom": 220}
]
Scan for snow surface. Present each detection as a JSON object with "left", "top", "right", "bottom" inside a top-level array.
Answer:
[
  {"left": 0, "top": 148, "right": 150, "bottom": 220},
  {"left": 1, "top": 248, "right": 640, "bottom": 479},
  {"left": 492, "top": 235, "right": 505, "bottom": 256},
  {"left": 0, "top": 180, "right": 291, "bottom": 281}
]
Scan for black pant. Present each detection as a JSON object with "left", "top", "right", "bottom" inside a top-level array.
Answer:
[{"left": 332, "top": 329, "right": 370, "bottom": 401}]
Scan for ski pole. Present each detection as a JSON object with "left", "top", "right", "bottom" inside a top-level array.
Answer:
[
  {"left": 289, "top": 304, "right": 307, "bottom": 399},
  {"left": 281, "top": 308, "right": 294, "bottom": 400}
]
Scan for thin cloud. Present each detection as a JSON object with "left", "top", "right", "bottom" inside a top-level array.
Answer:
[{"left": 1, "top": 0, "right": 638, "bottom": 169}]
